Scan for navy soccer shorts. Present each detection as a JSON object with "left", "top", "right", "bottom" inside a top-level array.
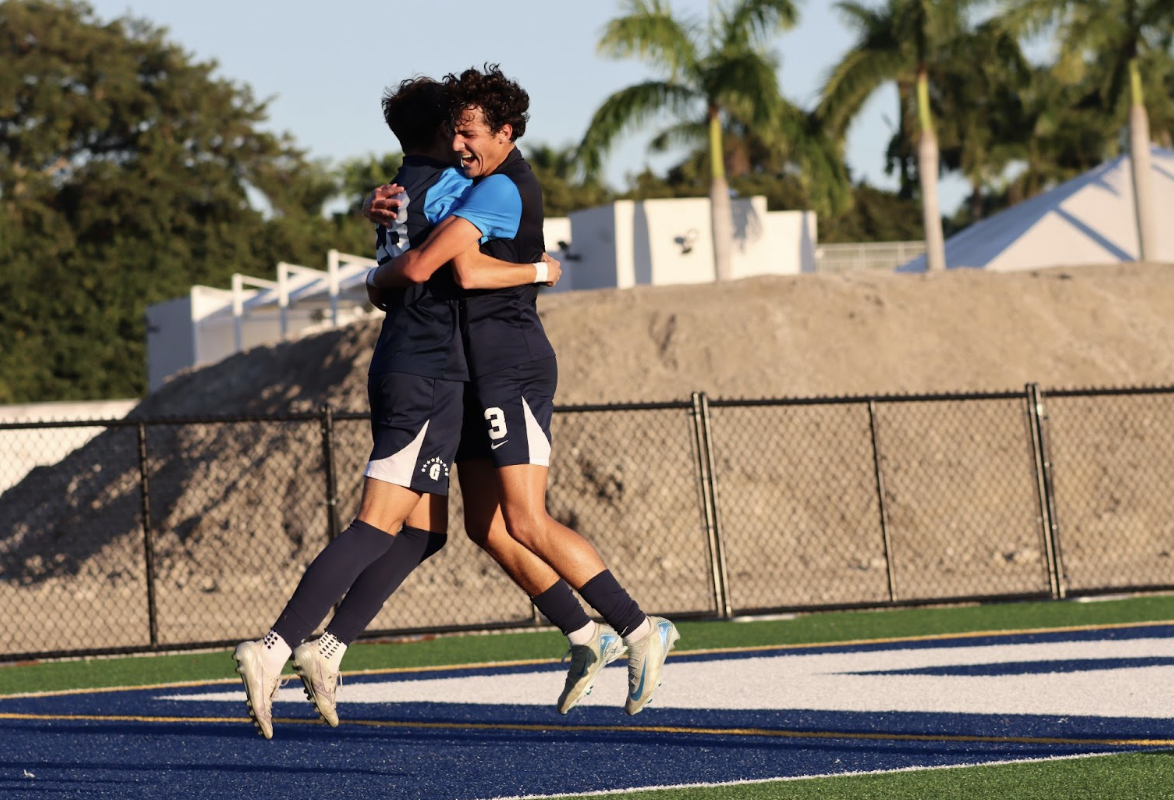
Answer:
[
  {"left": 365, "top": 372, "right": 464, "bottom": 494},
  {"left": 456, "top": 357, "right": 556, "bottom": 468}
]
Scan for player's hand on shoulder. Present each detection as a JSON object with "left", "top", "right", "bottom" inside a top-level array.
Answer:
[
  {"left": 361, "top": 183, "right": 406, "bottom": 227},
  {"left": 541, "top": 252, "right": 561, "bottom": 287}
]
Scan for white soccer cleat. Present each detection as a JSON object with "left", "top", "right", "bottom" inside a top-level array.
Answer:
[
  {"left": 557, "top": 622, "right": 627, "bottom": 714},
  {"left": 624, "top": 616, "right": 680, "bottom": 715},
  {"left": 292, "top": 639, "right": 341, "bottom": 727},
  {"left": 232, "top": 640, "right": 283, "bottom": 739}
]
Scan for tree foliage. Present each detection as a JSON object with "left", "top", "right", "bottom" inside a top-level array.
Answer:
[
  {"left": 615, "top": 150, "right": 924, "bottom": 243},
  {"left": 524, "top": 143, "right": 614, "bottom": 217},
  {"left": 582, "top": 0, "right": 850, "bottom": 280},
  {"left": 0, "top": 0, "right": 369, "bottom": 402}
]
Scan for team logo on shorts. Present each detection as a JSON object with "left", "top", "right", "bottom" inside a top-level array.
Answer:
[{"left": 420, "top": 456, "right": 450, "bottom": 482}]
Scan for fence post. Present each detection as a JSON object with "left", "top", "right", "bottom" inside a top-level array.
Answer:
[
  {"left": 867, "top": 400, "right": 898, "bottom": 603},
  {"left": 136, "top": 422, "right": 159, "bottom": 647},
  {"left": 1027, "top": 384, "right": 1066, "bottom": 599},
  {"left": 691, "top": 392, "right": 732, "bottom": 619},
  {"left": 320, "top": 405, "right": 340, "bottom": 541}
]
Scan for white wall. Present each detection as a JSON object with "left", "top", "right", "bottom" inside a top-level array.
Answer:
[
  {"left": 149, "top": 286, "right": 328, "bottom": 392},
  {"left": 0, "top": 400, "right": 138, "bottom": 494},
  {"left": 562, "top": 204, "right": 623, "bottom": 291},
  {"left": 146, "top": 295, "right": 196, "bottom": 393},
  {"left": 640, "top": 197, "right": 720, "bottom": 286},
  {"left": 562, "top": 195, "right": 817, "bottom": 288},
  {"left": 764, "top": 209, "right": 819, "bottom": 275},
  {"left": 542, "top": 217, "right": 574, "bottom": 294}
]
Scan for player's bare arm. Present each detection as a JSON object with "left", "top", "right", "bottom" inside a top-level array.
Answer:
[
  {"left": 452, "top": 250, "right": 561, "bottom": 289},
  {"left": 369, "top": 215, "right": 485, "bottom": 288},
  {"left": 365, "top": 189, "right": 558, "bottom": 290},
  {"left": 369, "top": 216, "right": 559, "bottom": 290}
]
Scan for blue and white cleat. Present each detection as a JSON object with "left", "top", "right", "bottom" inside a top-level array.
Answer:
[
  {"left": 557, "top": 622, "right": 627, "bottom": 714},
  {"left": 624, "top": 616, "right": 680, "bottom": 715}
]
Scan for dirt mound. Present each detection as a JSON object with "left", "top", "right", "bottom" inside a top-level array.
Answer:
[
  {"left": 134, "top": 261, "right": 1174, "bottom": 414},
  {"left": 539, "top": 262, "right": 1174, "bottom": 401}
]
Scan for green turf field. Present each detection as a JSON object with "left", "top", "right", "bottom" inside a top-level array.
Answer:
[{"left": 3, "top": 594, "right": 1173, "bottom": 798}]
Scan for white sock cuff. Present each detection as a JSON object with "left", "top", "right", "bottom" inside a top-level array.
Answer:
[
  {"left": 567, "top": 621, "right": 597, "bottom": 647},
  {"left": 624, "top": 617, "right": 652, "bottom": 643},
  {"left": 261, "top": 630, "right": 292, "bottom": 672},
  {"left": 319, "top": 631, "right": 348, "bottom": 670}
]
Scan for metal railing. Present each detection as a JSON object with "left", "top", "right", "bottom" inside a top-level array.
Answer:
[
  {"left": 2, "top": 383, "right": 1173, "bottom": 661},
  {"left": 815, "top": 241, "right": 926, "bottom": 274}
]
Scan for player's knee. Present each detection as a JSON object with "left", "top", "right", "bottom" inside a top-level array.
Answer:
[{"left": 501, "top": 513, "right": 546, "bottom": 551}]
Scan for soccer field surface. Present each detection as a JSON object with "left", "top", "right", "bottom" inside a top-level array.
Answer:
[{"left": 3, "top": 598, "right": 1174, "bottom": 798}]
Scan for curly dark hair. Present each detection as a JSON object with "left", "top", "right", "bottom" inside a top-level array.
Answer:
[
  {"left": 381, "top": 76, "right": 449, "bottom": 151},
  {"left": 443, "top": 63, "right": 529, "bottom": 141}
]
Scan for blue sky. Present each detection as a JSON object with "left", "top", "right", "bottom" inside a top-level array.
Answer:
[{"left": 86, "top": 0, "right": 971, "bottom": 215}]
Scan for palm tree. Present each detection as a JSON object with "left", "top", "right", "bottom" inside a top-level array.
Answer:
[
  {"left": 526, "top": 143, "right": 613, "bottom": 216},
  {"left": 818, "top": 0, "right": 981, "bottom": 271},
  {"left": 579, "top": 0, "right": 818, "bottom": 282},
  {"left": 933, "top": 20, "right": 1034, "bottom": 222},
  {"left": 646, "top": 102, "right": 853, "bottom": 217},
  {"left": 1003, "top": 0, "right": 1174, "bottom": 262},
  {"left": 1000, "top": 65, "right": 1118, "bottom": 204}
]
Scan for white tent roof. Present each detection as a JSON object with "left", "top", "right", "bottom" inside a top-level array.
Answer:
[{"left": 899, "top": 146, "right": 1174, "bottom": 272}]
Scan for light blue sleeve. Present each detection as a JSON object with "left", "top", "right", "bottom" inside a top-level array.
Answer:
[
  {"left": 421, "top": 168, "right": 474, "bottom": 225},
  {"left": 450, "top": 174, "right": 522, "bottom": 242}
]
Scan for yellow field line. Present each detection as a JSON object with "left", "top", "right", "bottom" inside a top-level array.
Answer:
[{"left": 3, "top": 711, "right": 1171, "bottom": 749}]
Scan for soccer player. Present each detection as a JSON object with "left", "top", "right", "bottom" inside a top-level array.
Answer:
[
  {"left": 367, "top": 64, "right": 679, "bottom": 716},
  {"left": 232, "top": 76, "right": 591, "bottom": 740}
]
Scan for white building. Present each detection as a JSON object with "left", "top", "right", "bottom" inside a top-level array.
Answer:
[
  {"left": 559, "top": 195, "right": 816, "bottom": 290},
  {"left": 145, "top": 196, "right": 817, "bottom": 390},
  {"left": 146, "top": 250, "right": 378, "bottom": 392},
  {"left": 899, "top": 146, "right": 1174, "bottom": 272}
]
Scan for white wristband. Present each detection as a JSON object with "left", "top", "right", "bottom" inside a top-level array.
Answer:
[
  {"left": 533, "top": 261, "right": 548, "bottom": 283},
  {"left": 366, "top": 267, "right": 379, "bottom": 288}
]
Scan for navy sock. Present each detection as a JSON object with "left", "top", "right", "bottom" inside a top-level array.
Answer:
[
  {"left": 325, "top": 526, "right": 448, "bottom": 644},
  {"left": 577, "top": 570, "right": 646, "bottom": 638},
  {"left": 272, "top": 519, "right": 395, "bottom": 646},
  {"left": 530, "top": 580, "right": 592, "bottom": 637}
]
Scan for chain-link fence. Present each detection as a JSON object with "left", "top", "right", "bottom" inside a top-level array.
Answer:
[{"left": 2, "top": 384, "right": 1172, "bottom": 661}]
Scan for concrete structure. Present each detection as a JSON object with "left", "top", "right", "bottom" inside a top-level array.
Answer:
[
  {"left": 900, "top": 146, "right": 1174, "bottom": 272},
  {"left": 563, "top": 195, "right": 816, "bottom": 290},
  {"left": 146, "top": 250, "right": 378, "bottom": 391}
]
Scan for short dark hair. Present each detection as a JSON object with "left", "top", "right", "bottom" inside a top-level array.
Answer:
[
  {"left": 381, "top": 77, "right": 449, "bottom": 151},
  {"left": 444, "top": 63, "right": 529, "bottom": 141}
]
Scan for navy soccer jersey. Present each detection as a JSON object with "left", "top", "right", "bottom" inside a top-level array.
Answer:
[
  {"left": 368, "top": 156, "right": 473, "bottom": 381},
  {"left": 451, "top": 148, "right": 556, "bottom": 377}
]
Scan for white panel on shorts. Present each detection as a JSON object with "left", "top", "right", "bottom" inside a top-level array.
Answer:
[
  {"left": 521, "top": 397, "right": 551, "bottom": 467},
  {"left": 365, "top": 421, "right": 429, "bottom": 486}
]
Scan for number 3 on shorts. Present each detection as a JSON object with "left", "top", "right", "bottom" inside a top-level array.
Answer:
[{"left": 484, "top": 407, "right": 507, "bottom": 440}]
